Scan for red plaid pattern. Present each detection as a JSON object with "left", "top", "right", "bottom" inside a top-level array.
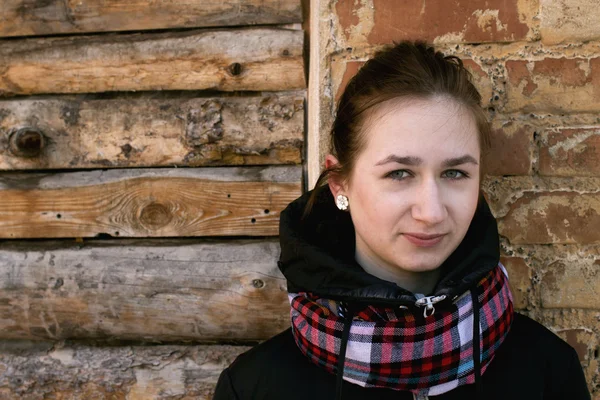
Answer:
[{"left": 289, "top": 264, "right": 514, "bottom": 396}]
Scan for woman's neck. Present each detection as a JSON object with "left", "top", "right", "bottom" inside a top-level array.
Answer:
[{"left": 355, "top": 247, "right": 441, "bottom": 295}]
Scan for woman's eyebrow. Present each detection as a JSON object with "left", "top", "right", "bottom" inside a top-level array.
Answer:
[
  {"left": 375, "top": 154, "right": 478, "bottom": 167},
  {"left": 442, "top": 155, "right": 479, "bottom": 167},
  {"left": 375, "top": 155, "right": 421, "bottom": 166}
]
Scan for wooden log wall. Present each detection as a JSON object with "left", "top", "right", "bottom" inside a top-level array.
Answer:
[
  {"left": 1, "top": 0, "right": 301, "bottom": 37},
  {"left": 0, "top": 1, "right": 306, "bottom": 398},
  {"left": 0, "top": 93, "right": 304, "bottom": 169},
  {"left": 0, "top": 240, "right": 289, "bottom": 341},
  {"left": 0, "top": 339, "right": 250, "bottom": 399},
  {"left": 0, "top": 29, "right": 305, "bottom": 95}
]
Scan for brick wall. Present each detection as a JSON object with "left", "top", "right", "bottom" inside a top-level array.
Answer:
[{"left": 312, "top": 0, "right": 600, "bottom": 396}]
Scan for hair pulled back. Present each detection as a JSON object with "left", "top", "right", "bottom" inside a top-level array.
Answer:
[{"left": 304, "top": 40, "right": 491, "bottom": 218}]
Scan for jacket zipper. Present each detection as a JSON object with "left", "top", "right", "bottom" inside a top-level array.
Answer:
[
  {"left": 309, "top": 292, "right": 451, "bottom": 313},
  {"left": 310, "top": 293, "right": 418, "bottom": 308}
]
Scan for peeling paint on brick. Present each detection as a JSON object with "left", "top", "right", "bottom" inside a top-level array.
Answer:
[
  {"left": 541, "top": 0, "right": 600, "bottom": 45},
  {"left": 462, "top": 59, "right": 493, "bottom": 107},
  {"left": 539, "top": 128, "right": 600, "bottom": 176},
  {"left": 334, "top": 0, "right": 534, "bottom": 47},
  {"left": 560, "top": 328, "right": 593, "bottom": 362},
  {"left": 541, "top": 260, "right": 600, "bottom": 309},
  {"left": 501, "top": 256, "right": 532, "bottom": 309},
  {"left": 499, "top": 192, "right": 600, "bottom": 244},
  {"left": 505, "top": 57, "right": 600, "bottom": 113},
  {"left": 332, "top": 59, "right": 365, "bottom": 103}
]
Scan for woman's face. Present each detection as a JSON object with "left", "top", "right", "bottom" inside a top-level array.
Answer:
[{"left": 332, "top": 96, "right": 481, "bottom": 275}]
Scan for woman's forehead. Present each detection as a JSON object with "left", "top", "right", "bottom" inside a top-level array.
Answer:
[{"left": 360, "top": 97, "right": 480, "bottom": 162}]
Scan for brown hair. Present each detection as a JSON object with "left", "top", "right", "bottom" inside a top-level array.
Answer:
[{"left": 303, "top": 41, "right": 491, "bottom": 218}]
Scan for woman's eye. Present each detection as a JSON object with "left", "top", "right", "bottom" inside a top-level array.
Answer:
[
  {"left": 443, "top": 170, "right": 468, "bottom": 179},
  {"left": 388, "top": 170, "right": 411, "bottom": 180},
  {"left": 387, "top": 170, "right": 468, "bottom": 180}
]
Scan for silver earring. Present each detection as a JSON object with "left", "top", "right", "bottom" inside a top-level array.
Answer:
[{"left": 336, "top": 194, "right": 349, "bottom": 211}]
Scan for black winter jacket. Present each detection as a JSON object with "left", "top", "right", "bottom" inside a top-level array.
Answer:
[{"left": 214, "top": 188, "right": 591, "bottom": 400}]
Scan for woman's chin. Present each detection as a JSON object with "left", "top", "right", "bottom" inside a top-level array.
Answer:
[
  {"left": 393, "top": 258, "right": 445, "bottom": 274},
  {"left": 392, "top": 237, "right": 461, "bottom": 273}
]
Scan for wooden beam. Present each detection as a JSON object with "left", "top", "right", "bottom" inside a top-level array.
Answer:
[
  {"left": 0, "top": 239, "right": 289, "bottom": 341},
  {"left": 0, "top": 0, "right": 302, "bottom": 37},
  {"left": 307, "top": 0, "right": 322, "bottom": 190},
  {"left": 0, "top": 166, "right": 301, "bottom": 238},
  {"left": 0, "top": 28, "right": 305, "bottom": 95},
  {"left": 0, "top": 339, "right": 249, "bottom": 399},
  {"left": 0, "top": 92, "right": 304, "bottom": 169}
]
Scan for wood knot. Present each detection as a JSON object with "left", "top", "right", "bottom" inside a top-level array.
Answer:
[
  {"left": 52, "top": 277, "right": 64, "bottom": 289},
  {"left": 139, "top": 202, "right": 172, "bottom": 230},
  {"left": 9, "top": 127, "right": 45, "bottom": 158},
  {"left": 228, "top": 62, "right": 243, "bottom": 76},
  {"left": 252, "top": 279, "right": 265, "bottom": 289}
]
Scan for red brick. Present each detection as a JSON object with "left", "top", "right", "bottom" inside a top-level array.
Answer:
[
  {"left": 336, "top": 0, "right": 532, "bottom": 45},
  {"left": 558, "top": 329, "right": 594, "bottom": 362},
  {"left": 540, "top": 260, "right": 600, "bottom": 309},
  {"left": 534, "top": 58, "right": 592, "bottom": 86},
  {"left": 484, "top": 122, "right": 533, "bottom": 176},
  {"left": 500, "top": 256, "right": 531, "bottom": 309},
  {"left": 498, "top": 192, "right": 600, "bottom": 244},
  {"left": 335, "top": 0, "right": 360, "bottom": 35},
  {"left": 334, "top": 60, "right": 365, "bottom": 103},
  {"left": 539, "top": 128, "right": 600, "bottom": 176},
  {"left": 462, "top": 59, "right": 493, "bottom": 107},
  {"left": 505, "top": 58, "right": 600, "bottom": 113}
]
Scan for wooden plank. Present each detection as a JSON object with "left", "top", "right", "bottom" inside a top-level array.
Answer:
[
  {"left": 0, "top": 239, "right": 289, "bottom": 341},
  {"left": 0, "top": 28, "right": 305, "bottom": 95},
  {"left": 0, "top": 0, "right": 302, "bottom": 38},
  {"left": 0, "top": 166, "right": 301, "bottom": 238},
  {"left": 307, "top": 0, "right": 322, "bottom": 190},
  {"left": 0, "top": 339, "right": 249, "bottom": 399},
  {"left": 0, "top": 92, "right": 304, "bottom": 170}
]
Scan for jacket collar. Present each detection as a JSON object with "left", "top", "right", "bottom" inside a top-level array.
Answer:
[{"left": 278, "top": 186, "right": 500, "bottom": 307}]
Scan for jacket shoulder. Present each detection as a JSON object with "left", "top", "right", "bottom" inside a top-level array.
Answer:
[
  {"left": 496, "top": 313, "right": 590, "bottom": 399},
  {"left": 506, "top": 313, "right": 579, "bottom": 365},
  {"left": 213, "top": 329, "right": 335, "bottom": 400},
  {"left": 230, "top": 328, "right": 298, "bottom": 369},
  {"left": 213, "top": 329, "right": 294, "bottom": 399},
  {"left": 510, "top": 313, "right": 568, "bottom": 345}
]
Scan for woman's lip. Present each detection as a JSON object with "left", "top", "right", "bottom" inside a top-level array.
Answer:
[
  {"left": 402, "top": 233, "right": 446, "bottom": 247},
  {"left": 404, "top": 233, "right": 446, "bottom": 239}
]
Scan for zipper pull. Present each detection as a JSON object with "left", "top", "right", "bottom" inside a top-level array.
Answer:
[
  {"left": 337, "top": 302, "right": 347, "bottom": 318},
  {"left": 414, "top": 294, "right": 447, "bottom": 317}
]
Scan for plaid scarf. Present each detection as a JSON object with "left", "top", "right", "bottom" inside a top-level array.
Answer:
[{"left": 289, "top": 263, "right": 514, "bottom": 396}]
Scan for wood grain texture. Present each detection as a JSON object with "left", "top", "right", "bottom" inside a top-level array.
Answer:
[
  {"left": 0, "top": 166, "right": 301, "bottom": 238},
  {"left": 0, "top": 92, "right": 304, "bottom": 169},
  {"left": 0, "top": 239, "right": 288, "bottom": 341},
  {"left": 0, "top": 339, "right": 249, "bottom": 399},
  {"left": 0, "top": 28, "right": 305, "bottom": 95},
  {"left": 0, "top": 0, "right": 302, "bottom": 37}
]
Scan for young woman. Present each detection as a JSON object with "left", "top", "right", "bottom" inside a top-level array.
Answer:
[{"left": 213, "top": 41, "right": 591, "bottom": 400}]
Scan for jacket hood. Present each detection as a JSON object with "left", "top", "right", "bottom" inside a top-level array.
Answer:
[{"left": 278, "top": 186, "right": 500, "bottom": 307}]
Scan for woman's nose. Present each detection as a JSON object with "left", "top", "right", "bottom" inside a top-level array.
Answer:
[{"left": 411, "top": 180, "right": 447, "bottom": 225}]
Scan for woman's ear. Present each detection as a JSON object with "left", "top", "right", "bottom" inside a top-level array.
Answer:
[{"left": 324, "top": 154, "right": 347, "bottom": 198}]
